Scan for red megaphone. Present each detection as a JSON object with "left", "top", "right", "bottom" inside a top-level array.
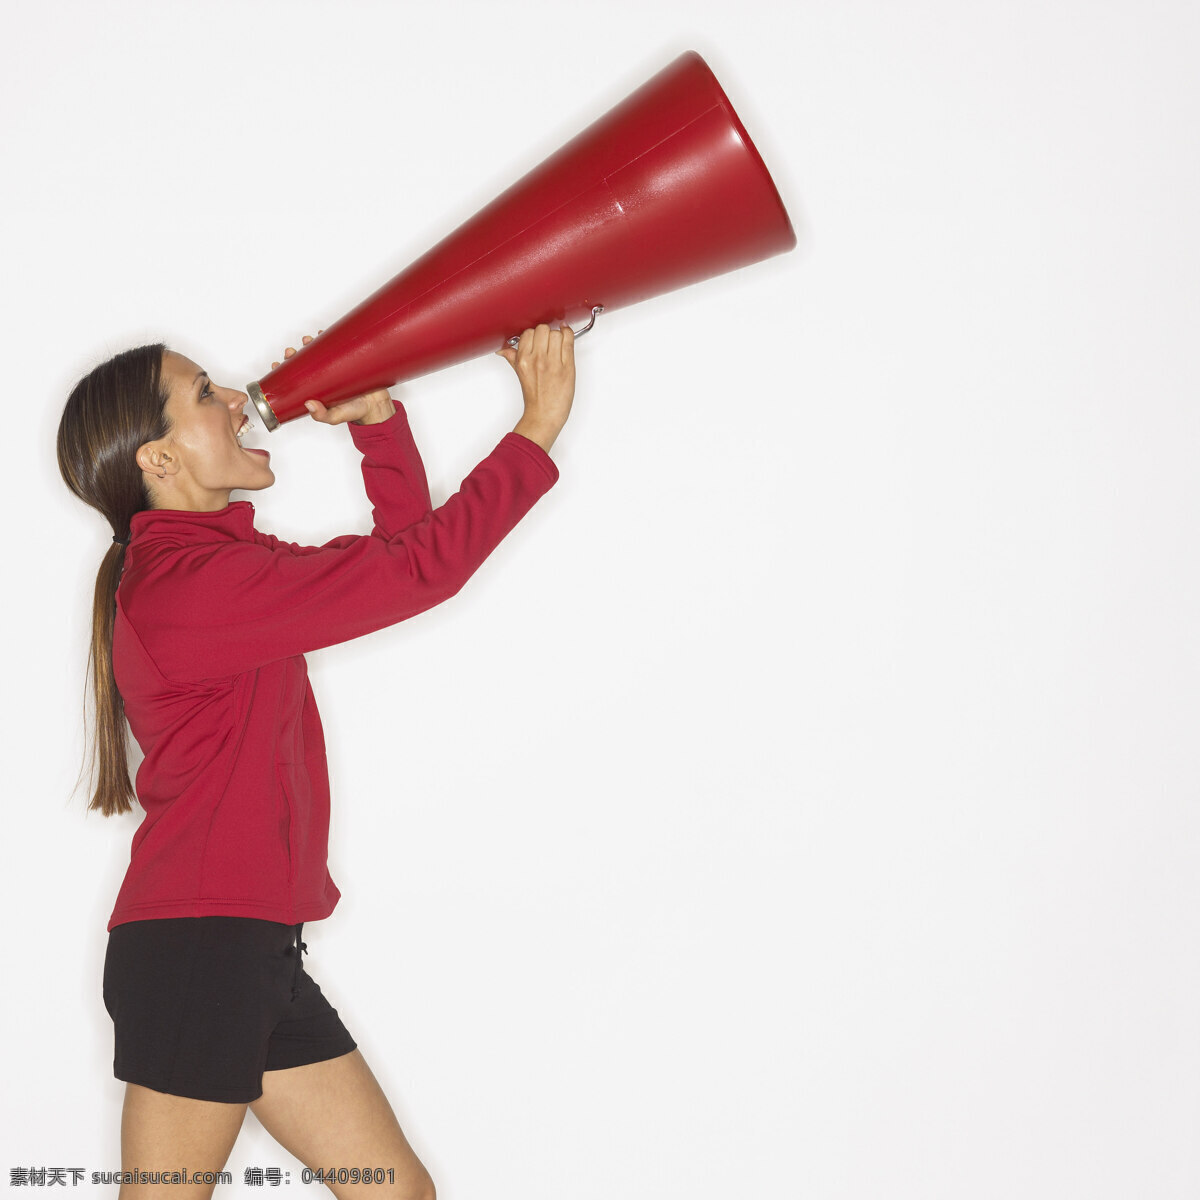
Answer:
[{"left": 247, "top": 49, "right": 796, "bottom": 430}]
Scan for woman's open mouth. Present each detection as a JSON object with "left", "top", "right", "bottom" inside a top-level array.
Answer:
[{"left": 235, "top": 415, "right": 270, "bottom": 459}]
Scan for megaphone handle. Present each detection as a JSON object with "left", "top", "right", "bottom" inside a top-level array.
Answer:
[{"left": 506, "top": 305, "right": 604, "bottom": 349}]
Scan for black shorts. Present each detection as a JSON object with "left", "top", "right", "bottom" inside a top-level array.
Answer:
[{"left": 103, "top": 916, "right": 357, "bottom": 1103}]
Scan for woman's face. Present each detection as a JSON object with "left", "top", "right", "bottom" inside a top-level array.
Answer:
[{"left": 138, "top": 351, "right": 274, "bottom": 511}]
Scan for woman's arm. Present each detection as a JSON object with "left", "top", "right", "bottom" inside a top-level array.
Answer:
[
  {"left": 348, "top": 405, "right": 434, "bottom": 539},
  {"left": 130, "top": 430, "right": 558, "bottom": 681}
]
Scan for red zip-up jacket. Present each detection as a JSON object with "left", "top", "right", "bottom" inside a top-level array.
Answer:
[{"left": 108, "top": 407, "right": 558, "bottom": 931}]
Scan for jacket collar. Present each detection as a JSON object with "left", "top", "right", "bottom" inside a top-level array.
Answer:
[{"left": 129, "top": 500, "right": 257, "bottom": 545}]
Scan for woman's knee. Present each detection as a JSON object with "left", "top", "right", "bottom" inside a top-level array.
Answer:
[{"left": 338, "top": 1165, "right": 433, "bottom": 1200}]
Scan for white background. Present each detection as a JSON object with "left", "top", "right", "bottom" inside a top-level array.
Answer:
[{"left": 3, "top": 0, "right": 1199, "bottom": 1196}]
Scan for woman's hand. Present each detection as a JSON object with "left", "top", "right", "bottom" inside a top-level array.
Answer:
[
  {"left": 495, "top": 322, "right": 576, "bottom": 453},
  {"left": 272, "top": 332, "right": 396, "bottom": 426}
]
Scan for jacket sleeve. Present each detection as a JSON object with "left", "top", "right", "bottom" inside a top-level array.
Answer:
[
  {"left": 139, "top": 430, "right": 559, "bottom": 681},
  {"left": 345, "top": 401, "right": 433, "bottom": 538}
]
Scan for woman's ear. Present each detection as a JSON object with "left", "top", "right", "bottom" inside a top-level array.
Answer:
[{"left": 136, "top": 440, "right": 173, "bottom": 480}]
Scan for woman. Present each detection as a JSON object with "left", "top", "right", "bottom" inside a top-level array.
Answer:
[{"left": 56, "top": 323, "right": 575, "bottom": 1195}]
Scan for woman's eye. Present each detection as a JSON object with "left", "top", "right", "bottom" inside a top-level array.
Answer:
[{"left": 200, "top": 383, "right": 214, "bottom": 399}]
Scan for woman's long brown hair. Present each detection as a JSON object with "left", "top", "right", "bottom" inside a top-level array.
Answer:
[{"left": 57, "top": 344, "right": 170, "bottom": 816}]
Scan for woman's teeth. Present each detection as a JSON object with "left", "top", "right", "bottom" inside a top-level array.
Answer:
[{"left": 236, "top": 415, "right": 270, "bottom": 459}]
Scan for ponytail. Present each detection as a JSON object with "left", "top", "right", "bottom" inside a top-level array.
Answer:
[{"left": 57, "top": 344, "right": 170, "bottom": 816}]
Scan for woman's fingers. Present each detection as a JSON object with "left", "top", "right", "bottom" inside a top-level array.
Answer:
[
  {"left": 273, "top": 331, "right": 323, "bottom": 368},
  {"left": 496, "top": 321, "right": 577, "bottom": 366}
]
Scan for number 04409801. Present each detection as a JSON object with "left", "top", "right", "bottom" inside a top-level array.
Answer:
[{"left": 301, "top": 1167, "right": 396, "bottom": 1186}]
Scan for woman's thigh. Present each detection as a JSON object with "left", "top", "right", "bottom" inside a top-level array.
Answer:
[
  {"left": 249, "top": 1049, "right": 434, "bottom": 1200},
  {"left": 119, "top": 1083, "right": 247, "bottom": 1199}
]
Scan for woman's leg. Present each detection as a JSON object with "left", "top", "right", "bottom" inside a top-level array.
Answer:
[
  {"left": 249, "top": 1049, "right": 435, "bottom": 1200},
  {"left": 118, "top": 1083, "right": 247, "bottom": 1200}
]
